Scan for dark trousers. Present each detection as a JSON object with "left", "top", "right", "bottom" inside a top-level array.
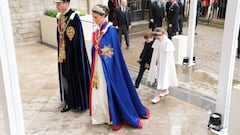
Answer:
[
  {"left": 152, "top": 19, "right": 163, "bottom": 31},
  {"left": 238, "top": 46, "right": 240, "bottom": 57},
  {"left": 196, "top": 17, "right": 199, "bottom": 29},
  {"left": 118, "top": 25, "right": 129, "bottom": 47},
  {"left": 178, "top": 15, "right": 184, "bottom": 34},
  {"left": 135, "top": 64, "right": 146, "bottom": 88},
  {"left": 59, "top": 63, "right": 69, "bottom": 104},
  {"left": 167, "top": 24, "right": 177, "bottom": 40},
  {"left": 238, "top": 30, "right": 240, "bottom": 57}
]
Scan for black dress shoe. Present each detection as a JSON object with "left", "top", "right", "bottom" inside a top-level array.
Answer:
[
  {"left": 60, "top": 105, "right": 71, "bottom": 113},
  {"left": 237, "top": 55, "right": 240, "bottom": 59}
]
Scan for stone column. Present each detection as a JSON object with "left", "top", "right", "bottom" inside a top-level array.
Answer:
[
  {"left": 215, "top": 0, "right": 240, "bottom": 132},
  {"left": 0, "top": 0, "right": 25, "bottom": 135},
  {"left": 186, "top": 0, "right": 197, "bottom": 67}
]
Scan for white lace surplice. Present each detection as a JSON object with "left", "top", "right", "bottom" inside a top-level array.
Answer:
[{"left": 91, "top": 54, "right": 111, "bottom": 125}]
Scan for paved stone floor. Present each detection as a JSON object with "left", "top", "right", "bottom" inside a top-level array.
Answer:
[
  {"left": 1, "top": 23, "right": 239, "bottom": 135},
  {"left": 125, "top": 23, "right": 240, "bottom": 99}
]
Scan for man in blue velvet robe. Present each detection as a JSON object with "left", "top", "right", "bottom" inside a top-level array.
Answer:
[{"left": 55, "top": 0, "right": 91, "bottom": 112}]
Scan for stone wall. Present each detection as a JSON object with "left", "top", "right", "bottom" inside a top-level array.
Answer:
[{"left": 8, "top": 0, "right": 88, "bottom": 45}]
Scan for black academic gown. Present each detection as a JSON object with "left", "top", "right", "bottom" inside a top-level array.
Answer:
[{"left": 57, "top": 9, "right": 91, "bottom": 111}]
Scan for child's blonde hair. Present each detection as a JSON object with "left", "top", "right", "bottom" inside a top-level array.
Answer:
[{"left": 153, "top": 27, "right": 166, "bottom": 36}]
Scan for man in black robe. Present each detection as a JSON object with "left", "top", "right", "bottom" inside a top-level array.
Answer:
[{"left": 55, "top": 0, "right": 91, "bottom": 112}]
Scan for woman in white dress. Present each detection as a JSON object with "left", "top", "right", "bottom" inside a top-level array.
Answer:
[{"left": 147, "top": 27, "right": 178, "bottom": 103}]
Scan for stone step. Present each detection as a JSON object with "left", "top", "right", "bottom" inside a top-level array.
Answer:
[
  {"left": 129, "top": 17, "right": 224, "bottom": 37},
  {"left": 197, "top": 17, "right": 224, "bottom": 29},
  {"left": 129, "top": 20, "right": 149, "bottom": 37}
]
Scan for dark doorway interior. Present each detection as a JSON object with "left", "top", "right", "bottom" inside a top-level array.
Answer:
[{"left": 127, "top": 0, "right": 144, "bottom": 21}]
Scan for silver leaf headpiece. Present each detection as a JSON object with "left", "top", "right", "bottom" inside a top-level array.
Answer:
[
  {"left": 152, "top": 31, "right": 164, "bottom": 36},
  {"left": 92, "top": 5, "right": 105, "bottom": 15}
]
